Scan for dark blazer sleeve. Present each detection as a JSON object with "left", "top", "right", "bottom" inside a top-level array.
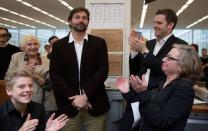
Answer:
[
  {"left": 82, "top": 38, "right": 109, "bottom": 99},
  {"left": 143, "top": 52, "right": 165, "bottom": 75},
  {"left": 128, "top": 40, "right": 165, "bottom": 87},
  {"left": 122, "top": 89, "right": 151, "bottom": 103},
  {"left": 142, "top": 40, "right": 165, "bottom": 76},
  {"left": 139, "top": 80, "right": 194, "bottom": 130},
  {"left": 129, "top": 53, "right": 144, "bottom": 75},
  {"left": 49, "top": 39, "right": 74, "bottom": 97}
]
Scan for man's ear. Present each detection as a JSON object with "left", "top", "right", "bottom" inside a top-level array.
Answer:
[
  {"left": 168, "top": 22, "right": 174, "bottom": 30},
  {"left": 6, "top": 87, "right": 12, "bottom": 96},
  {"left": 68, "top": 20, "right": 71, "bottom": 26}
]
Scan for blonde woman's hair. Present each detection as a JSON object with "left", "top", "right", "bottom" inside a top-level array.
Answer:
[
  {"left": 5, "top": 69, "right": 32, "bottom": 88},
  {"left": 173, "top": 44, "right": 201, "bottom": 82},
  {"left": 20, "top": 35, "right": 40, "bottom": 51}
]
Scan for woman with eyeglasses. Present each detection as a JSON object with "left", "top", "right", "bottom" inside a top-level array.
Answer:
[
  {"left": 116, "top": 44, "right": 201, "bottom": 131},
  {"left": 7, "top": 35, "right": 57, "bottom": 122}
]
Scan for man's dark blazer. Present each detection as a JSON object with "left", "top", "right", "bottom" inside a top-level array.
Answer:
[
  {"left": 119, "top": 35, "right": 188, "bottom": 131},
  {"left": 0, "top": 44, "right": 20, "bottom": 79},
  {"left": 49, "top": 34, "right": 110, "bottom": 117}
]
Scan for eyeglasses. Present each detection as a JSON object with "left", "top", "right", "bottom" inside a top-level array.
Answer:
[
  {"left": 165, "top": 55, "right": 179, "bottom": 61},
  {"left": 0, "top": 33, "right": 9, "bottom": 38}
]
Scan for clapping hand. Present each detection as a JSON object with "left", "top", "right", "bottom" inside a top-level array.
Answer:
[
  {"left": 45, "top": 113, "right": 69, "bottom": 131},
  {"left": 129, "top": 30, "right": 147, "bottom": 53},
  {"left": 129, "top": 75, "right": 147, "bottom": 93},
  {"left": 24, "top": 64, "right": 36, "bottom": 72},
  {"left": 18, "top": 114, "right": 39, "bottom": 131},
  {"left": 116, "top": 76, "right": 130, "bottom": 93}
]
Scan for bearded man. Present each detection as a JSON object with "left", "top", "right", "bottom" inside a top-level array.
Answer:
[{"left": 49, "top": 7, "right": 110, "bottom": 131}]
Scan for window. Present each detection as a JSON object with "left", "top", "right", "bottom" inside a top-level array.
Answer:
[
  {"left": 55, "top": 29, "right": 69, "bottom": 39},
  {"left": 173, "top": 29, "right": 192, "bottom": 44},
  {"left": 193, "top": 30, "right": 208, "bottom": 56},
  {"left": 37, "top": 29, "right": 54, "bottom": 53},
  {"left": 8, "top": 29, "right": 19, "bottom": 47}
]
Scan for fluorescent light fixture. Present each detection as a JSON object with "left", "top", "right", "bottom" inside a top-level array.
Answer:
[
  {"left": 0, "top": 22, "right": 16, "bottom": 28},
  {"left": 186, "top": 14, "right": 208, "bottom": 28},
  {"left": 16, "top": 0, "right": 68, "bottom": 25},
  {"left": 176, "top": 0, "right": 194, "bottom": 16},
  {"left": 0, "top": 16, "right": 36, "bottom": 28},
  {"left": 139, "top": 0, "right": 148, "bottom": 28},
  {"left": 0, "top": 7, "right": 56, "bottom": 28},
  {"left": 57, "top": 0, "right": 74, "bottom": 10}
]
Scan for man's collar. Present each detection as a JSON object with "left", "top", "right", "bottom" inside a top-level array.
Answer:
[
  {"left": 163, "top": 33, "right": 173, "bottom": 42},
  {"left": 3, "top": 99, "right": 31, "bottom": 116},
  {"left": 157, "top": 33, "right": 173, "bottom": 44},
  {"left": 68, "top": 32, "right": 88, "bottom": 43},
  {"left": 6, "top": 99, "right": 15, "bottom": 114}
]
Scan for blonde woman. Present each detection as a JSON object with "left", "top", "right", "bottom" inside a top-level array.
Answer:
[
  {"left": 7, "top": 35, "right": 57, "bottom": 121},
  {"left": 116, "top": 44, "right": 201, "bottom": 131}
]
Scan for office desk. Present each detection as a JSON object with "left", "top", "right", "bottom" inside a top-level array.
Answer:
[
  {"left": 106, "top": 88, "right": 125, "bottom": 131},
  {"left": 185, "top": 104, "right": 208, "bottom": 131},
  {"left": 192, "top": 104, "right": 208, "bottom": 113}
]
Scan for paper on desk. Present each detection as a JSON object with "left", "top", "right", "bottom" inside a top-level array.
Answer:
[
  {"left": 193, "top": 98, "right": 207, "bottom": 104},
  {"left": 131, "top": 102, "right": 141, "bottom": 128}
]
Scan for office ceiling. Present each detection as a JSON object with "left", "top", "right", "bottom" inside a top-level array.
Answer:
[{"left": 0, "top": 0, "right": 207, "bottom": 29}]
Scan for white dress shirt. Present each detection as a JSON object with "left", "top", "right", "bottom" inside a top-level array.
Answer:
[{"left": 68, "top": 32, "right": 88, "bottom": 94}]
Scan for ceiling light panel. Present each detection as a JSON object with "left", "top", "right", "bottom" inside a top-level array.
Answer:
[
  {"left": 139, "top": 0, "right": 148, "bottom": 28},
  {"left": 176, "top": 0, "right": 194, "bottom": 16},
  {"left": 16, "top": 0, "right": 68, "bottom": 25},
  {"left": 0, "top": 22, "right": 16, "bottom": 28},
  {"left": 186, "top": 14, "right": 208, "bottom": 28},
  {"left": 57, "top": 0, "right": 74, "bottom": 10},
  {"left": 0, "top": 7, "right": 56, "bottom": 28},
  {"left": 0, "top": 16, "right": 36, "bottom": 28}
]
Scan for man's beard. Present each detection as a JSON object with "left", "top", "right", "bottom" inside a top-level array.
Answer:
[
  {"left": 0, "top": 40, "right": 8, "bottom": 47},
  {"left": 71, "top": 23, "right": 88, "bottom": 32}
]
